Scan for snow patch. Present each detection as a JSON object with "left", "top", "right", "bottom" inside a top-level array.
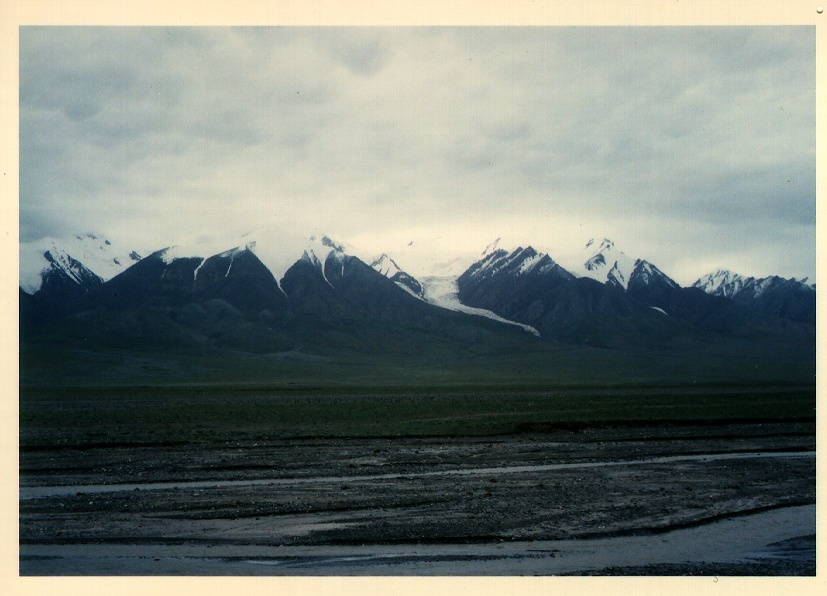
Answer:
[
  {"left": 192, "top": 258, "right": 207, "bottom": 281},
  {"left": 518, "top": 253, "right": 543, "bottom": 275},
  {"left": 421, "top": 276, "right": 540, "bottom": 336}
]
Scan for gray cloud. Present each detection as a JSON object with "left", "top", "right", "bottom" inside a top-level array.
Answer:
[{"left": 19, "top": 26, "right": 815, "bottom": 284}]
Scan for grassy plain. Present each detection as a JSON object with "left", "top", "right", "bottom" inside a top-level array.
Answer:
[
  {"left": 19, "top": 383, "right": 815, "bottom": 448},
  {"left": 19, "top": 329, "right": 816, "bottom": 448}
]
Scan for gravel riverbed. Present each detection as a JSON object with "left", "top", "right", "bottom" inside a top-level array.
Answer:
[{"left": 19, "top": 421, "right": 816, "bottom": 575}]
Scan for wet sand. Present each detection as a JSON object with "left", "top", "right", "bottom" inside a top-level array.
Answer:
[{"left": 19, "top": 421, "right": 816, "bottom": 575}]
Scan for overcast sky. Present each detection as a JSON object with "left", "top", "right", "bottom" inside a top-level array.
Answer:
[{"left": 19, "top": 27, "right": 815, "bottom": 284}]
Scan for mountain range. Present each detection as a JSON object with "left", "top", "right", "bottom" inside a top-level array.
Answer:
[{"left": 19, "top": 230, "right": 815, "bottom": 386}]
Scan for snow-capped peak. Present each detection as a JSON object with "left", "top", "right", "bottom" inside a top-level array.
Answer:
[
  {"left": 692, "top": 269, "right": 816, "bottom": 301},
  {"left": 575, "top": 238, "right": 679, "bottom": 291},
  {"left": 302, "top": 234, "right": 344, "bottom": 268},
  {"left": 157, "top": 228, "right": 349, "bottom": 289},
  {"left": 691, "top": 269, "right": 750, "bottom": 298},
  {"left": 20, "top": 234, "right": 142, "bottom": 294},
  {"left": 369, "top": 253, "right": 427, "bottom": 297},
  {"left": 371, "top": 254, "right": 403, "bottom": 278},
  {"left": 579, "top": 238, "right": 636, "bottom": 290},
  {"left": 632, "top": 260, "right": 680, "bottom": 290},
  {"left": 461, "top": 243, "right": 566, "bottom": 283}
]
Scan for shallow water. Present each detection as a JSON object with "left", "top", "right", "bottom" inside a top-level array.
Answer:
[
  {"left": 19, "top": 504, "right": 815, "bottom": 575},
  {"left": 20, "top": 449, "right": 815, "bottom": 500}
]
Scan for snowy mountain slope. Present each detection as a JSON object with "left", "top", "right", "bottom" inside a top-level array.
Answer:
[
  {"left": 422, "top": 275, "right": 539, "bottom": 336},
  {"left": 565, "top": 239, "right": 799, "bottom": 329},
  {"left": 85, "top": 228, "right": 513, "bottom": 331},
  {"left": 692, "top": 269, "right": 752, "bottom": 298},
  {"left": 693, "top": 269, "right": 815, "bottom": 299},
  {"left": 19, "top": 234, "right": 142, "bottom": 295},
  {"left": 157, "top": 229, "right": 350, "bottom": 293},
  {"left": 576, "top": 238, "right": 680, "bottom": 294},
  {"left": 350, "top": 234, "right": 508, "bottom": 283},
  {"left": 579, "top": 238, "right": 637, "bottom": 289},
  {"left": 20, "top": 226, "right": 816, "bottom": 346},
  {"left": 453, "top": 236, "right": 816, "bottom": 343},
  {"left": 370, "top": 254, "right": 425, "bottom": 297},
  {"left": 459, "top": 244, "right": 573, "bottom": 287},
  {"left": 364, "top": 236, "right": 527, "bottom": 306},
  {"left": 368, "top": 241, "right": 542, "bottom": 333},
  {"left": 629, "top": 260, "right": 680, "bottom": 291},
  {"left": 455, "top": 242, "right": 687, "bottom": 346},
  {"left": 692, "top": 269, "right": 815, "bottom": 324}
]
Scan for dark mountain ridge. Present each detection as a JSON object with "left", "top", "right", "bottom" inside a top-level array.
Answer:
[
  {"left": 456, "top": 243, "right": 813, "bottom": 347},
  {"left": 19, "top": 234, "right": 814, "bottom": 387}
]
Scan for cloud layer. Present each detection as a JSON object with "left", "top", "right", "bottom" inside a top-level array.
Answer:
[{"left": 20, "top": 27, "right": 815, "bottom": 284}]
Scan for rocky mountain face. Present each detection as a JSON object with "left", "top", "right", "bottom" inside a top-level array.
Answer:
[
  {"left": 456, "top": 244, "right": 684, "bottom": 347},
  {"left": 571, "top": 239, "right": 814, "bottom": 331}
]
